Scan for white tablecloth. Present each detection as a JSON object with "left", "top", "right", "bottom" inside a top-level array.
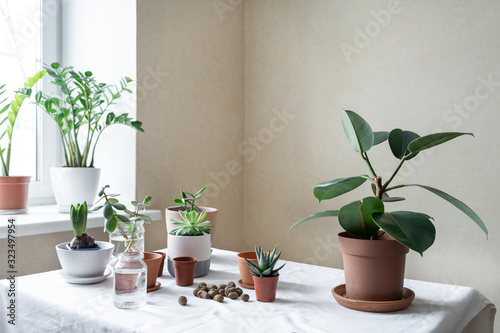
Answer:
[{"left": 0, "top": 248, "right": 495, "bottom": 333}]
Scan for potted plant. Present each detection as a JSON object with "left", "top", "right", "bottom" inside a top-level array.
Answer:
[
  {"left": 289, "top": 110, "right": 488, "bottom": 309},
  {"left": 0, "top": 71, "right": 46, "bottom": 213},
  {"left": 55, "top": 201, "right": 115, "bottom": 282},
  {"left": 167, "top": 210, "right": 213, "bottom": 278},
  {"left": 93, "top": 185, "right": 152, "bottom": 258},
  {"left": 244, "top": 245, "right": 285, "bottom": 302},
  {"left": 34, "top": 62, "right": 144, "bottom": 212},
  {"left": 165, "top": 186, "right": 218, "bottom": 244}
]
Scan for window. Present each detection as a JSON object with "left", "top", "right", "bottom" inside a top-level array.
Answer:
[{"left": 0, "top": 0, "right": 61, "bottom": 204}]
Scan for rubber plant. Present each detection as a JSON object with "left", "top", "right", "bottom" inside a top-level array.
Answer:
[
  {"left": 289, "top": 110, "right": 488, "bottom": 255},
  {"left": 0, "top": 70, "right": 46, "bottom": 176},
  {"left": 93, "top": 185, "right": 152, "bottom": 252},
  {"left": 33, "top": 62, "right": 144, "bottom": 167}
]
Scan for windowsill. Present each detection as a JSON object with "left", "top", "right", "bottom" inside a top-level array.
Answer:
[{"left": 0, "top": 205, "right": 162, "bottom": 239}]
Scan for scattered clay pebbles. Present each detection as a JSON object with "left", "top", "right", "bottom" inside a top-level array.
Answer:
[
  {"left": 192, "top": 281, "right": 250, "bottom": 303},
  {"left": 178, "top": 296, "right": 187, "bottom": 306}
]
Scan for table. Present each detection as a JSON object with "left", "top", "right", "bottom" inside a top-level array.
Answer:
[{"left": 0, "top": 248, "right": 495, "bottom": 333}]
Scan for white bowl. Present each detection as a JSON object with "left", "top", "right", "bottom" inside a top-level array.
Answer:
[{"left": 56, "top": 241, "right": 114, "bottom": 278}]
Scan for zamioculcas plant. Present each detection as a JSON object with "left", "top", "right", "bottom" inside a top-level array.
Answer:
[
  {"left": 289, "top": 110, "right": 488, "bottom": 255},
  {"left": 0, "top": 71, "right": 46, "bottom": 176},
  {"left": 168, "top": 186, "right": 207, "bottom": 213},
  {"left": 34, "top": 62, "right": 144, "bottom": 167},
  {"left": 169, "top": 210, "right": 213, "bottom": 236},
  {"left": 244, "top": 245, "right": 285, "bottom": 277},
  {"left": 69, "top": 201, "right": 98, "bottom": 249}
]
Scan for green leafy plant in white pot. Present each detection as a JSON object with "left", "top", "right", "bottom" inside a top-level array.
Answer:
[
  {"left": 167, "top": 210, "right": 213, "bottom": 278},
  {"left": 34, "top": 62, "right": 144, "bottom": 212},
  {"left": 165, "top": 186, "right": 218, "bottom": 244},
  {"left": 289, "top": 110, "right": 487, "bottom": 310},
  {"left": 0, "top": 71, "right": 46, "bottom": 213}
]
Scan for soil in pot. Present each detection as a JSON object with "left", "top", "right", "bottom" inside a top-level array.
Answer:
[
  {"left": 173, "top": 257, "right": 197, "bottom": 286},
  {"left": 253, "top": 275, "right": 279, "bottom": 302}
]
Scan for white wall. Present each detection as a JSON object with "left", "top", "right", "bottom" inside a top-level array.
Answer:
[{"left": 61, "top": 0, "right": 137, "bottom": 204}]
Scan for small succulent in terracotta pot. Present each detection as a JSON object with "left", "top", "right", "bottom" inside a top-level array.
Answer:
[{"left": 245, "top": 245, "right": 285, "bottom": 302}]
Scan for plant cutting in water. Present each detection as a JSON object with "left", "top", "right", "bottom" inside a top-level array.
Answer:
[
  {"left": 289, "top": 110, "right": 488, "bottom": 255},
  {"left": 93, "top": 185, "right": 152, "bottom": 252},
  {"left": 68, "top": 201, "right": 98, "bottom": 249}
]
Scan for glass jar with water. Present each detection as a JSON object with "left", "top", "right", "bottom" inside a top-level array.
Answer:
[
  {"left": 109, "top": 221, "right": 145, "bottom": 265},
  {"left": 113, "top": 251, "right": 147, "bottom": 309}
]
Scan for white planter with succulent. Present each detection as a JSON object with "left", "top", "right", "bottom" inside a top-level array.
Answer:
[
  {"left": 167, "top": 210, "right": 213, "bottom": 278},
  {"left": 34, "top": 63, "right": 144, "bottom": 212}
]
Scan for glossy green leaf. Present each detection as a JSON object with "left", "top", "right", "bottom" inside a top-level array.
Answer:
[
  {"left": 314, "top": 176, "right": 366, "bottom": 202},
  {"left": 407, "top": 132, "right": 473, "bottom": 155},
  {"left": 373, "top": 211, "right": 435, "bottom": 255},
  {"left": 341, "top": 110, "right": 374, "bottom": 153},
  {"left": 373, "top": 131, "right": 389, "bottom": 145},
  {"left": 388, "top": 129, "right": 420, "bottom": 160},
  {"left": 397, "top": 184, "right": 488, "bottom": 236},
  {"left": 103, "top": 201, "right": 114, "bottom": 220},
  {"left": 338, "top": 197, "right": 384, "bottom": 239},
  {"left": 288, "top": 210, "right": 338, "bottom": 233},
  {"left": 105, "top": 216, "right": 117, "bottom": 233}
]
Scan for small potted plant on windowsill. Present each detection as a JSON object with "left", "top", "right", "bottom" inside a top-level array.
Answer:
[
  {"left": 34, "top": 62, "right": 144, "bottom": 213},
  {"left": 0, "top": 71, "right": 46, "bottom": 213},
  {"left": 289, "top": 110, "right": 488, "bottom": 311},
  {"left": 167, "top": 210, "right": 213, "bottom": 278},
  {"left": 55, "top": 201, "right": 115, "bottom": 282},
  {"left": 165, "top": 186, "right": 218, "bottom": 244},
  {"left": 244, "top": 245, "right": 285, "bottom": 302}
]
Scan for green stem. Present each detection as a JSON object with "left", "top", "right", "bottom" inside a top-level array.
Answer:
[
  {"left": 382, "top": 156, "right": 409, "bottom": 190},
  {"left": 362, "top": 152, "right": 377, "bottom": 178}
]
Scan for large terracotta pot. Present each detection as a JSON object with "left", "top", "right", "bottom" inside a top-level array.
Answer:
[
  {"left": 165, "top": 206, "right": 217, "bottom": 244},
  {"left": 237, "top": 251, "right": 259, "bottom": 289},
  {"left": 0, "top": 176, "right": 30, "bottom": 213},
  {"left": 338, "top": 231, "right": 409, "bottom": 301},
  {"left": 50, "top": 167, "right": 100, "bottom": 213},
  {"left": 253, "top": 275, "right": 279, "bottom": 302}
]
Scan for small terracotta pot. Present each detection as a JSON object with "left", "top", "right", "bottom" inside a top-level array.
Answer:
[
  {"left": 338, "top": 231, "right": 409, "bottom": 301},
  {"left": 237, "top": 251, "right": 259, "bottom": 287},
  {"left": 173, "top": 256, "right": 197, "bottom": 286},
  {"left": 143, "top": 252, "right": 163, "bottom": 288},
  {"left": 153, "top": 251, "right": 166, "bottom": 277},
  {"left": 0, "top": 176, "right": 30, "bottom": 211},
  {"left": 253, "top": 275, "right": 279, "bottom": 302}
]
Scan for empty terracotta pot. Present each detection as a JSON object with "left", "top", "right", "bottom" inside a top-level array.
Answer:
[
  {"left": 153, "top": 251, "right": 166, "bottom": 277},
  {"left": 173, "top": 257, "right": 197, "bottom": 286},
  {"left": 338, "top": 231, "right": 409, "bottom": 301},
  {"left": 237, "top": 251, "right": 259, "bottom": 288},
  {"left": 143, "top": 252, "right": 163, "bottom": 288},
  {"left": 253, "top": 275, "right": 279, "bottom": 302}
]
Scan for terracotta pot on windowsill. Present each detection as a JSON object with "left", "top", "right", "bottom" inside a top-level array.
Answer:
[{"left": 0, "top": 176, "right": 30, "bottom": 214}]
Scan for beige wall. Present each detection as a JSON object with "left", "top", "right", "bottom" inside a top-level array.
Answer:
[{"left": 137, "top": 0, "right": 498, "bottom": 328}]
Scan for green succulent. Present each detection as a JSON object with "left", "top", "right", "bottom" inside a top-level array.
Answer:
[
  {"left": 169, "top": 186, "right": 207, "bottom": 212},
  {"left": 170, "top": 210, "right": 212, "bottom": 236},
  {"left": 244, "top": 245, "right": 285, "bottom": 277}
]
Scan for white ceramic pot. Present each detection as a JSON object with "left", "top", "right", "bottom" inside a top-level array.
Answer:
[
  {"left": 167, "top": 233, "right": 211, "bottom": 277},
  {"left": 50, "top": 167, "right": 101, "bottom": 213},
  {"left": 55, "top": 241, "right": 114, "bottom": 278}
]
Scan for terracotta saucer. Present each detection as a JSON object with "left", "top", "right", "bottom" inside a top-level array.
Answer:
[
  {"left": 332, "top": 284, "right": 415, "bottom": 312},
  {"left": 238, "top": 279, "right": 255, "bottom": 290},
  {"left": 147, "top": 281, "right": 161, "bottom": 293}
]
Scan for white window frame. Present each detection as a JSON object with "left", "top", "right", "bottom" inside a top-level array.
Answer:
[{"left": 27, "top": 0, "right": 62, "bottom": 205}]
